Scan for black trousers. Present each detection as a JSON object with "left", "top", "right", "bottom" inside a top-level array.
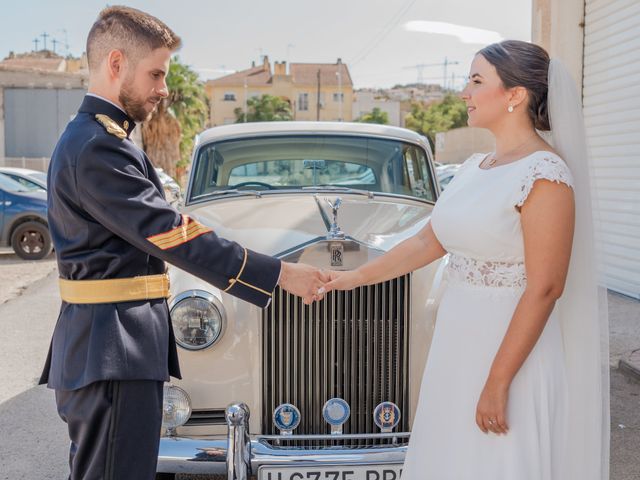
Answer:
[{"left": 56, "top": 380, "right": 164, "bottom": 480}]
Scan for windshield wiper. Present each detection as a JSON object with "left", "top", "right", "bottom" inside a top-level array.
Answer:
[
  {"left": 302, "top": 185, "right": 374, "bottom": 199},
  {"left": 193, "top": 189, "right": 263, "bottom": 200}
]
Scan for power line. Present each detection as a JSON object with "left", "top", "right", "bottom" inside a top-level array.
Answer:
[{"left": 349, "top": 0, "right": 419, "bottom": 67}]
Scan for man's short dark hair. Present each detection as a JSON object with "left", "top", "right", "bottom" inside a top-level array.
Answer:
[{"left": 87, "top": 5, "right": 182, "bottom": 71}]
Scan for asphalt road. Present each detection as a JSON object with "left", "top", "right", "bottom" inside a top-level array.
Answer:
[{"left": 0, "top": 263, "right": 638, "bottom": 479}]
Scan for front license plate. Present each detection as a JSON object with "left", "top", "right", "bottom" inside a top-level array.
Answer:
[{"left": 258, "top": 464, "right": 403, "bottom": 480}]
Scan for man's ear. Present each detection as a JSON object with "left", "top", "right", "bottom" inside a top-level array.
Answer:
[
  {"left": 106, "top": 49, "right": 125, "bottom": 80},
  {"left": 508, "top": 86, "right": 528, "bottom": 109}
]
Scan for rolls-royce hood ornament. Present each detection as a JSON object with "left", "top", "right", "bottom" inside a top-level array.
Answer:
[{"left": 325, "top": 197, "right": 345, "bottom": 240}]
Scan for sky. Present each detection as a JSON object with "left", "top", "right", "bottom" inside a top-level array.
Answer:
[{"left": 1, "top": 0, "right": 532, "bottom": 89}]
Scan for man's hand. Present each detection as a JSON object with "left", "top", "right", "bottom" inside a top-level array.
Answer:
[{"left": 279, "top": 262, "right": 331, "bottom": 304}]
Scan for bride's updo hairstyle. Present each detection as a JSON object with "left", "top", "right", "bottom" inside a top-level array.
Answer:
[{"left": 478, "top": 40, "right": 551, "bottom": 131}]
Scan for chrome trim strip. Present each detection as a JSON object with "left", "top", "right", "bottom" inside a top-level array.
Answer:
[{"left": 157, "top": 435, "right": 409, "bottom": 474}]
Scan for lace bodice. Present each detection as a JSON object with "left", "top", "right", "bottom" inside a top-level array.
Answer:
[
  {"left": 430, "top": 151, "right": 574, "bottom": 289},
  {"left": 447, "top": 254, "right": 527, "bottom": 288}
]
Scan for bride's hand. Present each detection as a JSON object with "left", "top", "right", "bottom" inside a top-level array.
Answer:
[
  {"left": 318, "top": 270, "right": 366, "bottom": 296},
  {"left": 475, "top": 378, "right": 510, "bottom": 435}
]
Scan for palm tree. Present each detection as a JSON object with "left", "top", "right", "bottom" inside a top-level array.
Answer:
[{"left": 142, "top": 56, "right": 209, "bottom": 180}]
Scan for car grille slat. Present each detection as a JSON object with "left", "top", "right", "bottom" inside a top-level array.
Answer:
[{"left": 262, "top": 274, "right": 411, "bottom": 448}]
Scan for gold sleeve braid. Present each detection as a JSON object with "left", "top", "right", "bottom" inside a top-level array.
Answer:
[{"left": 224, "top": 248, "right": 272, "bottom": 296}]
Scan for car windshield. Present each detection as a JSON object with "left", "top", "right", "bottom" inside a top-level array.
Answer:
[
  {"left": 29, "top": 171, "right": 48, "bottom": 185},
  {"left": 0, "top": 173, "right": 31, "bottom": 193},
  {"left": 190, "top": 135, "right": 436, "bottom": 202},
  {"left": 6, "top": 174, "right": 45, "bottom": 192}
]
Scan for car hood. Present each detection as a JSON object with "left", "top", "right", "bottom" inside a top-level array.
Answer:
[{"left": 183, "top": 193, "right": 433, "bottom": 256}]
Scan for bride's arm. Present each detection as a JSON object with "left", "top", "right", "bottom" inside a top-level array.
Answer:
[
  {"left": 476, "top": 178, "right": 575, "bottom": 435},
  {"left": 322, "top": 221, "right": 447, "bottom": 292}
]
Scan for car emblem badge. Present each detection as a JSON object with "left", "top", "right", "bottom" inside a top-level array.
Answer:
[
  {"left": 323, "top": 398, "right": 350, "bottom": 435},
  {"left": 373, "top": 402, "right": 401, "bottom": 433},
  {"left": 330, "top": 242, "right": 344, "bottom": 267},
  {"left": 273, "top": 403, "right": 301, "bottom": 436}
]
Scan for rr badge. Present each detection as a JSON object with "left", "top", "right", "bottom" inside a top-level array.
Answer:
[{"left": 330, "top": 242, "right": 344, "bottom": 267}]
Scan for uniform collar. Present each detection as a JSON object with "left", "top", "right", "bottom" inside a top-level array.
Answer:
[{"left": 78, "top": 94, "right": 137, "bottom": 137}]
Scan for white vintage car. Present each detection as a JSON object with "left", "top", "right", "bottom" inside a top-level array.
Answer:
[{"left": 157, "top": 122, "right": 448, "bottom": 480}]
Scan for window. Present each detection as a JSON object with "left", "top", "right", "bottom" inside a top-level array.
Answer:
[
  {"left": 333, "top": 93, "right": 344, "bottom": 102},
  {"left": 223, "top": 92, "right": 236, "bottom": 101},
  {"left": 298, "top": 93, "right": 309, "bottom": 111}
]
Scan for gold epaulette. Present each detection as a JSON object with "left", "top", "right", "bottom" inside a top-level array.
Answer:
[{"left": 95, "top": 114, "right": 127, "bottom": 140}]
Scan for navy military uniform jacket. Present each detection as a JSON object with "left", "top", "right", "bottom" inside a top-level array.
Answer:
[{"left": 40, "top": 95, "right": 281, "bottom": 391}]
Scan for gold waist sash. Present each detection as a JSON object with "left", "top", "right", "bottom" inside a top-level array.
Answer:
[{"left": 58, "top": 274, "right": 170, "bottom": 304}]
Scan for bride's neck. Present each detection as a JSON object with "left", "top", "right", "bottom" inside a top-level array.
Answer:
[{"left": 490, "top": 118, "right": 540, "bottom": 157}]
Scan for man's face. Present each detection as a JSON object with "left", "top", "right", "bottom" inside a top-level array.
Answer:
[{"left": 119, "top": 47, "right": 171, "bottom": 122}]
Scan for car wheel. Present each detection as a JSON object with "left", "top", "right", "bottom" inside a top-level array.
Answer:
[{"left": 10, "top": 221, "right": 52, "bottom": 260}]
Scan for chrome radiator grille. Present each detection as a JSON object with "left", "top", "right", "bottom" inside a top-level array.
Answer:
[{"left": 261, "top": 275, "right": 411, "bottom": 447}]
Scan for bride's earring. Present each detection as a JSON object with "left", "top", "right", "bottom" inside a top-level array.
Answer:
[{"left": 508, "top": 105, "right": 514, "bottom": 113}]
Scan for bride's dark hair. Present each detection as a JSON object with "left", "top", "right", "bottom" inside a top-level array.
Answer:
[{"left": 478, "top": 40, "right": 551, "bottom": 131}]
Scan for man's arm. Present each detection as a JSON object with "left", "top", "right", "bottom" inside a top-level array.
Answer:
[{"left": 75, "top": 136, "right": 323, "bottom": 306}]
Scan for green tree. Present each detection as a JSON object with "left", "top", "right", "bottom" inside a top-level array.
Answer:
[
  {"left": 142, "top": 56, "right": 209, "bottom": 178},
  {"left": 234, "top": 94, "right": 293, "bottom": 122},
  {"left": 355, "top": 107, "right": 389, "bottom": 125},
  {"left": 404, "top": 94, "right": 468, "bottom": 146}
]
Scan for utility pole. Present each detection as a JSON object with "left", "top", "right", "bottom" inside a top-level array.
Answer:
[
  {"left": 33, "top": 38, "right": 39, "bottom": 51},
  {"left": 52, "top": 38, "right": 59, "bottom": 53},
  {"left": 243, "top": 77, "right": 248, "bottom": 123},
  {"left": 41, "top": 32, "right": 49, "bottom": 51},
  {"left": 336, "top": 58, "right": 343, "bottom": 122},
  {"left": 442, "top": 57, "right": 459, "bottom": 90},
  {"left": 316, "top": 69, "right": 321, "bottom": 121}
]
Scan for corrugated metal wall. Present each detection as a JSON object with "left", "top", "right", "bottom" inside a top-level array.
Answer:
[
  {"left": 4, "top": 88, "right": 85, "bottom": 158},
  {"left": 583, "top": 0, "right": 640, "bottom": 299}
]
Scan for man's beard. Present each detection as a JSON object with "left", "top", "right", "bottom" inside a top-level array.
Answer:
[{"left": 119, "top": 82, "right": 161, "bottom": 122}]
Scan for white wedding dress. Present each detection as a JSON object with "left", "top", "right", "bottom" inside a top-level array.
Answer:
[{"left": 401, "top": 151, "right": 575, "bottom": 480}]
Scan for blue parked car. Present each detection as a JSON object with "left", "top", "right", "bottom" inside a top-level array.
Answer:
[{"left": 0, "top": 173, "right": 52, "bottom": 260}]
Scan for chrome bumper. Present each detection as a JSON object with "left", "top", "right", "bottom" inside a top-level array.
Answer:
[{"left": 157, "top": 403, "right": 409, "bottom": 477}]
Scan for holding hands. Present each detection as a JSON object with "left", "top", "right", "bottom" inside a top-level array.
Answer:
[{"left": 278, "top": 262, "right": 332, "bottom": 304}]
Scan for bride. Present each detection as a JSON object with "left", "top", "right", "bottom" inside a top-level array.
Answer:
[{"left": 319, "top": 40, "right": 609, "bottom": 479}]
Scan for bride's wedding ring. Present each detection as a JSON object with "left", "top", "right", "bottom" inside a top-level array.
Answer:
[
  {"left": 317, "top": 287, "right": 325, "bottom": 295},
  {"left": 488, "top": 419, "right": 496, "bottom": 425}
]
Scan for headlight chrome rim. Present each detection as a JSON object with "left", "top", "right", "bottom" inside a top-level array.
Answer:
[{"left": 169, "top": 289, "right": 226, "bottom": 351}]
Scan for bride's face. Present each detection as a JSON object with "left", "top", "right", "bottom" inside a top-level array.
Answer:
[{"left": 460, "top": 54, "right": 511, "bottom": 130}]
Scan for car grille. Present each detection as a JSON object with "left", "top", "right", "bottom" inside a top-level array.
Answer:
[{"left": 261, "top": 275, "right": 411, "bottom": 448}]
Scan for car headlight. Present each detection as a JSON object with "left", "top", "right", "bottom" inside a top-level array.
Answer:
[
  {"left": 162, "top": 385, "right": 192, "bottom": 432},
  {"left": 169, "top": 290, "right": 226, "bottom": 350}
]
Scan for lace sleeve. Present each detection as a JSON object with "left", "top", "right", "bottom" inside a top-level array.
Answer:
[{"left": 516, "top": 154, "right": 575, "bottom": 208}]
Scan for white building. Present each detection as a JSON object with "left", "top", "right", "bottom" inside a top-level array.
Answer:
[
  {"left": 352, "top": 91, "right": 402, "bottom": 127},
  {"left": 533, "top": 0, "right": 640, "bottom": 299}
]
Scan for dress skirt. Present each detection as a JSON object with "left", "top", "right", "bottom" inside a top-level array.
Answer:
[{"left": 401, "top": 282, "right": 568, "bottom": 480}]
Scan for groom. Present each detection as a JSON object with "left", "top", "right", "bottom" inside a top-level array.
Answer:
[{"left": 39, "top": 6, "right": 328, "bottom": 479}]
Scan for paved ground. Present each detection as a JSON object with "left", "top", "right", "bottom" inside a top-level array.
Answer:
[
  {"left": 0, "top": 258, "right": 638, "bottom": 479},
  {"left": 0, "top": 248, "right": 56, "bottom": 305}
]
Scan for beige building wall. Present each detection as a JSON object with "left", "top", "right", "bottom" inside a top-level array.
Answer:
[
  {"left": 531, "top": 0, "right": 585, "bottom": 88},
  {"left": 435, "top": 127, "right": 495, "bottom": 165},
  {"left": 207, "top": 62, "right": 353, "bottom": 126},
  {"left": 292, "top": 85, "right": 353, "bottom": 122}
]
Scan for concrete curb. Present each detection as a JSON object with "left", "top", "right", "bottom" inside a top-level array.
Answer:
[{"left": 618, "top": 349, "right": 640, "bottom": 383}]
